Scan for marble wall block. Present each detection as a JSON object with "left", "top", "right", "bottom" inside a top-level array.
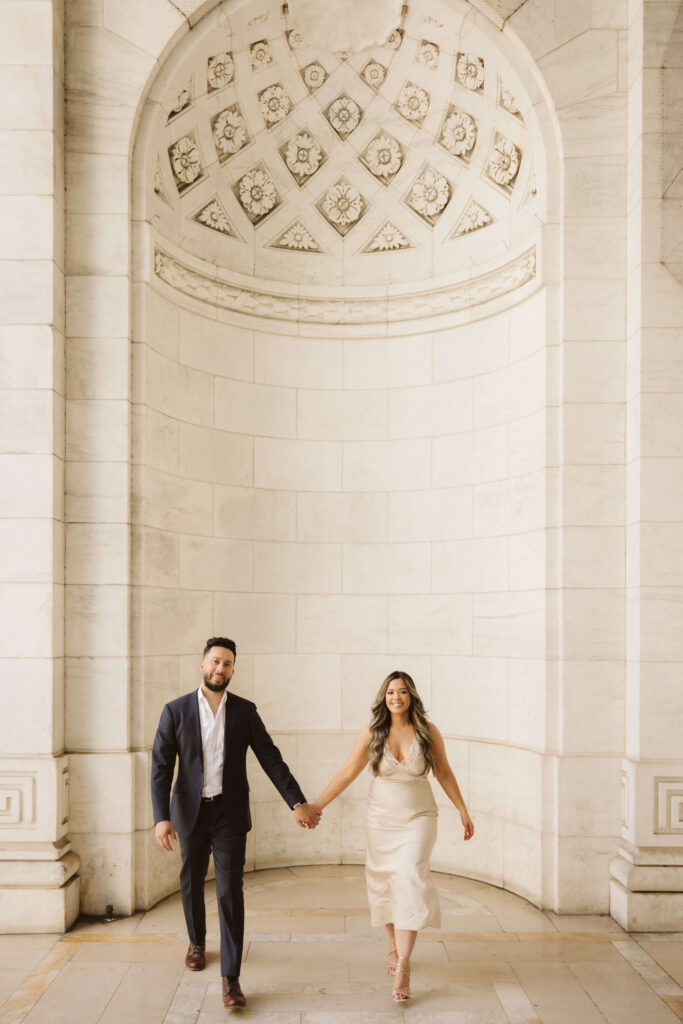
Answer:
[
  {"left": 432, "top": 538, "right": 509, "bottom": 593},
  {"left": 215, "top": 379, "right": 296, "bottom": 438},
  {"left": 388, "top": 380, "right": 472, "bottom": 439},
  {"left": 178, "top": 422, "right": 253, "bottom": 486},
  {"left": 253, "top": 654, "right": 342, "bottom": 731},
  {"left": 297, "top": 595, "right": 388, "bottom": 654},
  {"left": 343, "top": 542, "right": 430, "bottom": 594},
  {"left": 255, "top": 333, "right": 342, "bottom": 389},
  {"left": 254, "top": 541, "right": 341, "bottom": 593},
  {"left": 431, "top": 656, "right": 508, "bottom": 741},
  {"left": 343, "top": 439, "right": 431, "bottom": 492},
  {"left": 432, "top": 314, "right": 510, "bottom": 384},
  {"left": 215, "top": 485, "right": 297, "bottom": 541},
  {"left": 298, "top": 388, "right": 388, "bottom": 441},
  {"left": 213, "top": 593, "right": 296, "bottom": 653},
  {"left": 255, "top": 438, "right": 342, "bottom": 491},
  {"left": 388, "top": 487, "right": 472, "bottom": 542},
  {"left": 297, "top": 491, "right": 388, "bottom": 543},
  {"left": 180, "top": 312, "right": 254, "bottom": 382},
  {"left": 343, "top": 336, "right": 431, "bottom": 390},
  {"left": 432, "top": 425, "right": 509, "bottom": 488},
  {"left": 389, "top": 595, "right": 472, "bottom": 655}
]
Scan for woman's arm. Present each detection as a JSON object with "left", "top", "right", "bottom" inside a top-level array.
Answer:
[
  {"left": 313, "top": 726, "right": 370, "bottom": 810},
  {"left": 430, "top": 722, "right": 474, "bottom": 840}
]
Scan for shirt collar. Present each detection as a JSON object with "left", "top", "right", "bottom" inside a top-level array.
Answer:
[{"left": 197, "top": 686, "right": 228, "bottom": 711}]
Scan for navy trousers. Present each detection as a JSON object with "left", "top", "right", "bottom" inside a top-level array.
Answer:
[{"left": 178, "top": 799, "right": 247, "bottom": 977}]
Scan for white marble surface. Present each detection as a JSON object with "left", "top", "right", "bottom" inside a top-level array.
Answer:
[{"left": 3, "top": 0, "right": 683, "bottom": 933}]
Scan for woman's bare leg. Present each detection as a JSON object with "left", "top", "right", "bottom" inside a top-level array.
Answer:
[
  {"left": 393, "top": 928, "right": 417, "bottom": 998},
  {"left": 384, "top": 923, "right": 397, "bottom": 972}
]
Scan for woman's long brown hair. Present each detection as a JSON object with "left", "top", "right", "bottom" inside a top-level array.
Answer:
[{"left": 367, "top": 670, "right": 435, "bottom": 776}]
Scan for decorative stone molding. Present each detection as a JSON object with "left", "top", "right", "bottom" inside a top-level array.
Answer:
[
  {"left": 654, "top": 778, "right": 683, "bottom": 835},
  {"left": 154, "top": 244, "right": 536, "bottom": 324},
  {"left": 450, "top": 198, "right": 493, "bottom": 237},
  {"left": 268, "top": 218, "right": 325, "bottom": 252},
  {"left": 192, "top": 196, "right": 240, "bottom": 236},
  {"left": 0, "top": 773, "right": 36, "bottom": 827},
  {"left": 361, "top": 221, "right": 413, "bottom": 252}
]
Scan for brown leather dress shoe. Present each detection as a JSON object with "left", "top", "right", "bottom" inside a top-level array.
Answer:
[
  {"left": 185, "top": 943, "right": 206, "bottom": 970},
  {"left": 222, "top": 976, "right": 246, "bottom": 1009}
]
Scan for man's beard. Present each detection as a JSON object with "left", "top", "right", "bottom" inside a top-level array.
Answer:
[{"left": 203, "top": 672, "right": 229, "bottom": 693}]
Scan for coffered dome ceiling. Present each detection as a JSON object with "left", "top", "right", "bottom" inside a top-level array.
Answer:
[{"left": 147, "top": 0, "right": 544, "bottom": 292}]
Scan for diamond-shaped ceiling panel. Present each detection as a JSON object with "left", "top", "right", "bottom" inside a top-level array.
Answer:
[{"left": 149, "top": 0, "right": 542, "bottom": 287}]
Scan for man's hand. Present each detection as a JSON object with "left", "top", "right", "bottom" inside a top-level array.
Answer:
[
  {"left": 294, "top": 803, "right": 322, "bottom": 829},
  {"left": 155, "top": 820, "right": 177, "bottom": 851}
]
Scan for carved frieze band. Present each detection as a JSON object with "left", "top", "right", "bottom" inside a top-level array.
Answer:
[
  {"left": 154, "top": 245, "right": 536, "bottom": 324},
  {"left": 654, "top": 777, "right": 683, "bottom": 835}
]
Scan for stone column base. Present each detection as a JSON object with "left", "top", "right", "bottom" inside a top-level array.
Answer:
[
  {"left": 0, "top": 851, "right": 80, "bottom": 933},
  {"left": 610, "top": 844, "right": 683, "bottom": 931}
]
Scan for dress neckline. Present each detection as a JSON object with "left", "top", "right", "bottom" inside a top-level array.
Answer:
[{"left": 384, "top": 735, "right": 419, "bottom": 767}]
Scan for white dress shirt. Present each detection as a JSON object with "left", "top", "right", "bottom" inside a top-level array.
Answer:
[{"left": 197, "top": 687, "right": 227, "bottom": 798}]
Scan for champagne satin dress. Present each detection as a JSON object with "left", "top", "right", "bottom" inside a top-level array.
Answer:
[{"left": 365, "top": 738, "right": 440, "bottom": 931}]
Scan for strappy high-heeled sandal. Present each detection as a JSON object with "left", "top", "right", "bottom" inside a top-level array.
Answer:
[
  {"left": 387, "top": 945, "right": 398, "bottom": 975},
  {"left": 392, "top": 956, "right": 411, "bottom": 1001}
]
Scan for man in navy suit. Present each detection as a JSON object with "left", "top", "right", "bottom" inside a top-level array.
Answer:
[{"left": 151, "top": 636, "right": 321, "bottom": 1009}]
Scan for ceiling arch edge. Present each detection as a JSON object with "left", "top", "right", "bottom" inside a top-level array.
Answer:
[{"left": 153, "top": 241, "right": 536, "bottom": 326}]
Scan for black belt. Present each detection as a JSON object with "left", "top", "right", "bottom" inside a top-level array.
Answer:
[{"left": 201, "top": 793, "right": 221, "bottom": 803}]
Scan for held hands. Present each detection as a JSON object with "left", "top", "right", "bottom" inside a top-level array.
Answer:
[
  {"left": 155, "top": 820, "right": 177, "bottom": 851},
  {"left": 294, "top": 802, "right": 322, "bottom": 829},
  {"left": 461, "top": 810, "right": 474, "bottom": 841}
]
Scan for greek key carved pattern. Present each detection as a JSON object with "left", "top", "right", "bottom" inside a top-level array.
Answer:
[
  {"left": 0, "top": 773, "right": 36, "bottom": 828},
  {"left": 154, "top": 245, "right": 536, "bottom": 325},
  {"left": 654, "top": 777, "right": 683, "bottom": 834}
]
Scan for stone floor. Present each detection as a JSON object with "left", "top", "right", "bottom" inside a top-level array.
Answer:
[{"left": 2, "top": 865, "right": 683, "bottom": 1023}]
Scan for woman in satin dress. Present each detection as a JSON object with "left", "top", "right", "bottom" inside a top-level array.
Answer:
[{"left": 312, "top": 670, "right": 474, "bottom": 1002}]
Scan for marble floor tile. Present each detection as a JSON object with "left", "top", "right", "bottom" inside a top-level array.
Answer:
[
  {"left": 642, "top": 941, "right": 683, "bottom": 989},
  {"left": 0, "top": 967, "right": 33, "bottom": 1008},
  {"left": 614, "top": 940, "right": 683, "bottom": 997},
  {"left": 71, "top": 940, "right": 186, "bottom": 963},
  {"left": 100, "top": 963, "right": 185, "bottom": 1024},
  {"left": 21, "top": 962, "right": 129, "bottom": 1024},
  {"left": 544, "top": 911, "right": 625, "bottom": 935},
  {"left": 4, "top": 867, "right": 683, "bottom": 1024},
  {"left": 245, "top": 914, "right": 346, "bottom": 934},
  {"left": 443, "top": 937, "right": 623, "bottom": 963},
  {"left": 568, "top": 961, "right": 682, "bottom": 1024}
]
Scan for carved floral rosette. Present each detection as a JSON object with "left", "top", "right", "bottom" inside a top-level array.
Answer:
[
  {"left": 233, "top": 163, "right": 281, "bottom": 224},
  {"left": 417, "top": 40, "right": 440, "bottom": 69},
  {"left": 325, "top": 94, "right": 362, "bottom": 138},
  {"left": 439, "top": 106, "right": 477, "bottom": 160},
  {"left": 168, "top": 132, "right": 204, "bottom": 192},
  {"left": 318, "top": 178, "right": 366, "bottom": 236},
  {"left": 250, "top": 38, "right": 273, "bottom": 70},
  {"left": 207, "top": 52, "right": 234, "bottom": 91},
  {"left": 281, "top": 131, "right": 325, "bottom": 185},
  {"left": 486, "top": 133, "right": 521, "bottom": 191},
  {"left": 456, "top": 53, "right": 485, "bottom": 91},
  {"left": 211, "top": 105, "right": 249, "bottom": 161},
  {"left": 396, "top": 81, "right": 430, "bottom": 124},
  {"left": 360, "top": 132, "right": 403, "bottom": 185},
  {"left": 405, "top": 166, "right": 451, "bottom": 225}
]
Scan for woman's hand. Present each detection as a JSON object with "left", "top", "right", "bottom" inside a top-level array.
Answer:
[{"left": 460, "top": 810, "right": 474, "bottom": 841}]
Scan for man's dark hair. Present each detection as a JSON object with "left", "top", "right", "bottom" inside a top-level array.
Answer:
[{"left": 202, "top": 636, "right": 237, "bottom": 660}]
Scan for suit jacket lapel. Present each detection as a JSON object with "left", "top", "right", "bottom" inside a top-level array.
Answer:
[
  {"left": 188, "top": 690, "right": 204, "bottom": 770},
  {"left": 223, "top": 692, "right": 236, "bottom": 761}
]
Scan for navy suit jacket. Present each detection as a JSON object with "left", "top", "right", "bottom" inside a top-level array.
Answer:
[{"left": 151, "top": 690, "right": 306, "bottom": 837}]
